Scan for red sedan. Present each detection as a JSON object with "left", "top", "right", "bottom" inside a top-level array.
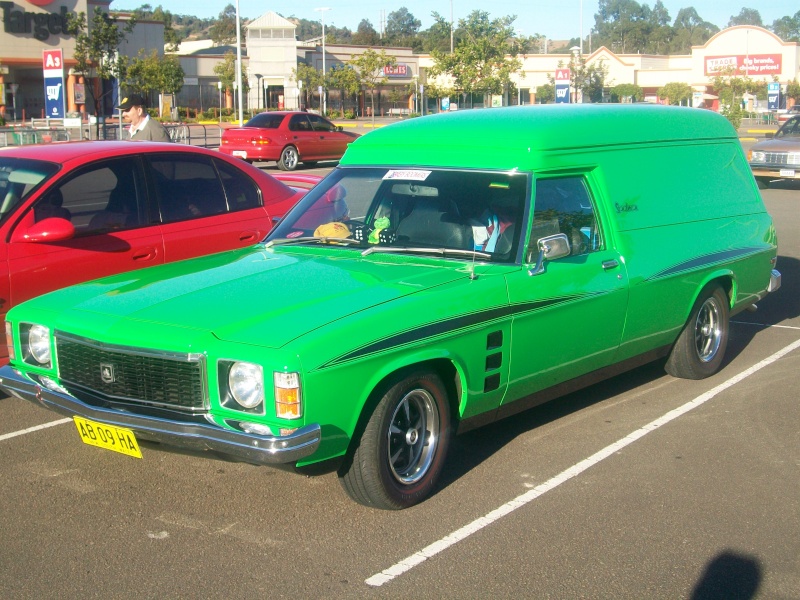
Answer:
[
  {"left": 219, "top": 111, "right": 360, "bottom": 171},
  {"left": 0, "top": 141, "right": 312, "bottom": 364}
]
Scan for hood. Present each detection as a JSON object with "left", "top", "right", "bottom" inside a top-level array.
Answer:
[
  {"left": 32, "top": 246, "right": 471, "bottom": 349},
  {"left": 750, "top": 136, "right": 800, "bottom": 153}
]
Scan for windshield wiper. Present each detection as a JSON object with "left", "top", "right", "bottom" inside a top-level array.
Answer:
[
  {"left": 361, "top": 246, "right": 492, "bottom": 260},
  {"left": 264, "top": 236, "right": 361, "bottom": 248}
]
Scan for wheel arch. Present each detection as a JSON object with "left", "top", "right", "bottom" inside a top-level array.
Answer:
[{"left": 339, "top": 357, "right": 463, "bottom": 467}]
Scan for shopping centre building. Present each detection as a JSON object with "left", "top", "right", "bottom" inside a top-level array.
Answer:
[{"left": 2, "top": 1, "right": 798, "bottom": 120}]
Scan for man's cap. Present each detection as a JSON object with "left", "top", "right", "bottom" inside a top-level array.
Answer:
[{"left": 117, "top": 94, "right": 147, "bottom": 110}]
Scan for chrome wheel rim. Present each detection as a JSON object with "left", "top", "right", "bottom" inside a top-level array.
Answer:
[
  {"left": 387, "top": 389, "right": 439, "bottom": 485},
  {"left": 283, "top": 148, "right": 298, "bottom": 169},
  {"left": 695, "top": 297, "right": 722, "bottom": 362}
]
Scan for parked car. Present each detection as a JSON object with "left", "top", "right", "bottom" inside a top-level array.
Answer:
[
  {"left": 748, "top": 114, "right": 800, "bottom": 188},
  {"left": 776, "top": 105, "right": 800, "bottom": 122},
  {"left": 0, "top": 140, "right": 310, "bottom": 364},
  {"left": 0, "top": 105, "right": 779, "bottom": 509},
  {"left": 219, "top": 111, "right": 360, "bottom": 171}
]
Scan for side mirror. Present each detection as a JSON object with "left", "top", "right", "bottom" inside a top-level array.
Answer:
[
  {"left": 527, "top": 233, "right": 571, "bottom": 276},
  {"left": 336, "top": 125, "right": 344, "bottom": 132},
  {"left": 16, "top": 217, "right": 76, "bottom": 243},
  {"left": 765, "top": 132, "right": 775, "bottom": 139}
]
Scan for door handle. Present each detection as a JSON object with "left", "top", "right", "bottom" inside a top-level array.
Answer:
[
  {"left": 602, "top": 259, "right": 619, "bottom": 270},
  {"left": 132, "top": 248, "right": 157, "bottom": 261},
  {"left": 239, "top": 231, "right": 259, "bottom": 243}
]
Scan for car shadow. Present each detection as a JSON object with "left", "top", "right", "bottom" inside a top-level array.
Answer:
[
  {"left": 437, "top": 359, "right": 670, "bottom": 491},
  {"left": 437, "top": 256, "right": 798, "bottom": 493}
]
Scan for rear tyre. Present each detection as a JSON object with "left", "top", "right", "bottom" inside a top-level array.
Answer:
[
  {"left": 665, "top": 285, "right": 729, "bottom": 380},
  {"left": 278, "top": 146, "right": 299, "bottom": 171},
  {"left": 339, "top": 370, "right": 451, "bottom": 510}
]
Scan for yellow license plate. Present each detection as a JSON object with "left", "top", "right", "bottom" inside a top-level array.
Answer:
[{"left": 73, "top": 417, "right": 142, "bottom": 459}]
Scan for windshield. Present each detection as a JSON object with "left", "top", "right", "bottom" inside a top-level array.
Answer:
[
  {"left": 0, "top": 158, "right": 59, "bottom": 225},
  {"left": 776, "top": 117, "right": 800, "bottom": 138},
  {"left": 268, "top": 167, "right": 529, "bottom": 262}
]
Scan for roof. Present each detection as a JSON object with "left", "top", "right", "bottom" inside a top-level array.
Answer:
[
  {"left": 341, "top": 104, "right": 737, "bottom": 170},
  {"left": 0, "top": 140, "right": 217, "bottom": 163},
  {"left": 247, "top": 11, "right": 296, "bottom": 30}
]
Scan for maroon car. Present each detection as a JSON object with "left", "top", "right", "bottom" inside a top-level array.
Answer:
[
  {"left": 0, "top": 141, "right": 313, "bottom": 364},
  {"left": 219, "top": 111, "right": 360, "bottom": 171}
]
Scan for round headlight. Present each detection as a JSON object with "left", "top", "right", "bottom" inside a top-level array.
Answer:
[
  {"left": 28, "top": 325, "right": 51, "bottom": 365},
  {"left": 228, "top": 362, "right": 264, "bottom": 409},
  {"left": 751, "top": 151, "right": 766, "bottom": 163}
]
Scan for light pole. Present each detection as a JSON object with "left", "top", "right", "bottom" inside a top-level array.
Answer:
[
  {"left": 315, "top": 7, "right": 331, "bottom": 115},
  {"left": 450, "top": 0, "right": 454, "bottom": 53},
  {"left": 217, "top": 81, "right": 222, "bottom": 122},
  {"left": 235, "top": 0, "right": 243, "bottom": 126}
]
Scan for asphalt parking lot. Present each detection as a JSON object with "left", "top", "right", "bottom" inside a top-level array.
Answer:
[{"left": 1, "top": 166, "right": 798, "bottom": 599}]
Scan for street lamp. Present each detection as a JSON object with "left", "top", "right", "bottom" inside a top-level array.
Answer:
[
  {"left": 217, "top": 81, "right": 222, "bottom": 123},
  {"left": 235, "top": 0, "right": 243, "bottom": 126},
  {"left": 315, "top": 7, "right": 331, "bottom": 115}
]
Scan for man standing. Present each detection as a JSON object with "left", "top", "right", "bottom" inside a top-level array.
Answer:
[{"left": 117, "top": 94, "right": 172, "bottom": 142}]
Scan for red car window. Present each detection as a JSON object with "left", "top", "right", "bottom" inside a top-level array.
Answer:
[
  {"left": 147, "top": 154, "right": 228, "bottom": 222},
  {"left": 49, "top": 157, "right": 146, "bottom": 235},
  {"left": 288, "top": 115, "right": 313, "bottom": 132},
  {"left": 215, "top": 158, "right": 261, "bottom": 211}
]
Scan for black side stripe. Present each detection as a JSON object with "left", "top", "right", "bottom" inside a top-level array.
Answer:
[
  {"left": 645, "top": 247, "right": 762, "bottom": 282},
  {"left": 315, "top": 290, "right": 611, "bottom": 370}
]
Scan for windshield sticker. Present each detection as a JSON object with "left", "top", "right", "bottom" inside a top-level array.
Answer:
[
  {"left": 383, "top": 170, "right": 432, "bottom": 181},
  {"left": 286, "top": 230, "right": 305, "bottom": 238}
]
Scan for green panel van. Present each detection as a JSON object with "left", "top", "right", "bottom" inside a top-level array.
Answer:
[{"left": 0, "top": 104, "right": 781, "bottom": 509}]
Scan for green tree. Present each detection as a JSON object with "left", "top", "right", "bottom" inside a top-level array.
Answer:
[
  {"left": 535, "top": 84, "right": 555, "bottom": 104},
  {"left": 611, "top": 83, "right": 643, "bottom": 102},
  {"left": 419, "top": 12, "right": 454, "bottom": 53},
  {"left": 728, "top": 8, "right": 762, "bottom": 27},
  {"left": 771, "top": 11, "right": 800, "bottom": 42},
  {"left": 352, "top": 19, "right": 380, "bottom": 46},
  {"left": 670, "top": 8, "right": 719, "bottom": 53},
  {"left": 657, "top": 81, "right": 693, "bottom": 105},
  {"left": 786, "top": 79, "right": 800, "bottom": 104},
  {"left": 65, "top": 8, "right": 136, "bottom": 133},
  {"left": 350, "top": 48, "right": 397, "bottom": 124},
  {"left": 327, "top": 65, "right": 361, "bottom": 116},
  {"left": 125, "top": 49, "right": 184, "bottom": 98},
  {"left": 593, "top": 0, "right": 652, "bottom": 54},
  {"left": 213, "top": 50, "right": 248, "bottom": 103},
  {"left": 421, "top": 81, "right": 454, "bottom": 113},
  {"left": 386, "top": 7, "right": 421, "bottom": 48},
  {"left": 291, "top": 62, "right": 323, "bottom": 110},
  {"left": 428, "top": 11, "right": 522, "bottom": 106},
  {"left": 209, "top": 4, "right": 244, "bottom": 46},
  {"left": 557, "top": 54, "right": 609, "bottom": 103}
]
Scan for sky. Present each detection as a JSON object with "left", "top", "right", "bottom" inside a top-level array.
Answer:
[{"left": 148, "top": 1, "right": 798, "bottom": 41}]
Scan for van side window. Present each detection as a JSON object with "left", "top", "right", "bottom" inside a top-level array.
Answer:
[{"left": 532, "top": 176, "right": 602, "bottom": 256}]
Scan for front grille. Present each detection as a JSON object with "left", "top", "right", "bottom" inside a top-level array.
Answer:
[
  {"left": 55, "top": 331, "right": 208, "bottom": 413},
  {"left": 762, "top": 152, "right": 800, "bottom": 166}
]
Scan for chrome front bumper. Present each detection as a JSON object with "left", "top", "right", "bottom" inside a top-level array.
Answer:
[
  {"left": 0, "top": 366, "right": 321, "bottom": 466},
  {"left": 769, "top": 269, "right": 781, "bottom": 293}
]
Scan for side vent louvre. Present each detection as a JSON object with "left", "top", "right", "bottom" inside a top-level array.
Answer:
[
  {"left": 484, "top": 331, "right": 503, "bottom": 392},
  {"left": 487, "top": 331, "right": 503, "bottom": 350}
]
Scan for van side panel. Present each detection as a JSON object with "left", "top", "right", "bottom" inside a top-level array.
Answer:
[
  {"left": 590, "top": 140, "right": 776, "bottom": 362},
  {"left": 601, "top": 141, "right": 765, "bottom": 230}
]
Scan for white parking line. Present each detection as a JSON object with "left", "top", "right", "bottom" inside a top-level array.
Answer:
[
  {"left": 365, "top": 337, "right": 800, "bottom": 587},
  {"left": 0, "top": 418, "right": 71, "bottom": 442}
]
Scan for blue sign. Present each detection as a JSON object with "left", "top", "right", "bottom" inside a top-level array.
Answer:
[
  {"left": 42, "top": 49, "right": 65, "bottom": 119},
  {"left": 768, "top": 82, "right": 780, "bottom": 111},
  {"left": 44, "top": 76, "right": 64, "bottom": 118}
]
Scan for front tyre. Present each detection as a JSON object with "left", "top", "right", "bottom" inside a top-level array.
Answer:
[
  {"left": 339, "top": 371, "right": 451, "bottom": 510},
  {"left": 665, "top": 285, "right": 729, "bottom": 380},
  {"left": 278, "top": 146, "right": 299, "bottom": 171}
]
